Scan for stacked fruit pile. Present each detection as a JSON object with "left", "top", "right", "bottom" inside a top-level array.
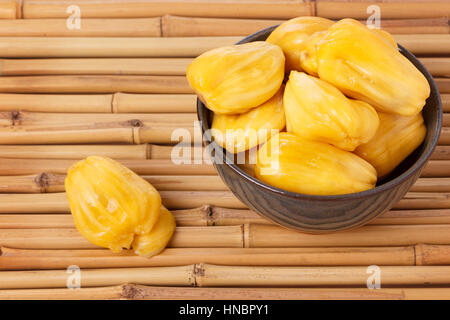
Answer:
[{"left": 187, "top": 18, "right": 430, "bottom": 195}]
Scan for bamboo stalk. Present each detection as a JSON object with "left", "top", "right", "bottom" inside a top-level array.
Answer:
[
  {"left": 0, "top": 75, "right": 192, "bottom": 93},
  {"left": 442, "top": 94, "right": 450, "bottom": 112},
  {"left": 439, "top": 128, "right": 450, "bottom": 145},
  {"left": 0, "top": 144, "right": 202, "bottom": 160},
  {"left": 4, "top": 224, "right": 450, "bottom": 249},
  {"left": 0, "top": 173, "right": 65, "bottom": 193},
  {"left": 0, "top": 36, "right": 445, "bottom": 58},
  {"left": 210, "top": 207, "right": 450, "bottom": 226},
  {"left": 416, "top": 244, "right": 450, "bottom": 265},
  {"left": 4, "top": 284, "right": 450, "bottom": 300},
  {"left": 0, "top": 93, "right": 113, "bottom": 113},
  {"left": 317, "top": 1, "right": 450, "bottom": 19},
  {"left": 422, "top": 160, "right": 450, "bottom": 177},
  {"left": 373, "top": 209, "right": 450, "bottom": 225},
  {"left": 0, "top": 214, "right": 78, "bottom": 229},
  {"left": 197, "top": 264, "right": 450, "bottom": 287},
  {"left": 0, "top": 111, "right": 197, "bottom": 144},
  {"left": 90, "top": 285, "right": 450, "bottom": 300},
  {"left": 0, "top": 158, "right": 215, "bottom": 175},
  {"left": 431, "top": 146, "right": 450, "bottom": 160},
  {"left": 395, "top": 192, "right": 450, "bottom": 210},
  {"left": 436, "top": 78, "right": 450, "bottom": 93},
  {"left": 164, "top": 191, "right": 246, "bottom": 209},
  {"left": 0, "top": 18, "right": 162, "bottom": 37},
  {"left": 22, "top": 1, "right": 314, "bottom": 19},
  {"left": 0, "top": 247, "right": 416, "bottom": 270},
  {"left": 2, "top": 173, "right": 448, "bottom": 194},
  {"left": 0, "top": 37, "right": 240, "bottom": 58},
  {"left": 0, "top": 122, "right": 195, "bottom": 144},
  {"left": 3, "top": 284, "right": 450, "bottom": 300},
  {"left": 0, "top": 226, "right": 245, "bottom": 249},
  {"left": 0, "top": 286, "right": 124, "bottom": 300},
  {"left": 0, "top": 189, "right": 449, "bottom": 212},
  {"left": 146, "top": 176, "right": 226, "bottom": 191},
  {"left": 0, "top": 93, "right": 197, "bottom": 113},
  {"left": 2, "top": 207, "right": 450, "bottom": 229},
  {"left": 2, "top": 264, "right": 450, "bottom": 289},
  {"left": 247, "top": 224, "right": 450, "bottom": 247},
  {"left": 0, "top": 206, "right": 213, "bottom": 228},
  {"left": 0, "top": 265, "right": 195, "bottom": 289},
  {"left": 113, "top": 93, "right": 197, "bottom": 113},
  {"left": 0, "top": 143, "right": 444, "bottom": 161},
  {"left": 378, "top": 18, "right": 450, "bottom": 34},
  {"left": 420, "top": 58, "right": 450, "bottom": 78},
  {"left": 0, "top": 111, "right": 196, "bottom": 126},
  {"left": 0, "top": 0, "right": 17, "bottom": 19},
  {"left": 162, "top": 15, "right": 282, "bottom": 37},
  {"left": 410, "top": 178, "right": 450, "bottom": 192},
  {"left": 0, "top": 144, "right": 150, "bottom": 159},
  {"left": 0, "top": 58, "right": 191, "bottom": 76},
  {"left": 393, "top": 34, "right": 450, "bottom": 55},
  {"left": 0, "top": 174, "right": 226, "bottom": 193},
  {"left": 162, "top": 16, "right": 450, "bottom": 36}
]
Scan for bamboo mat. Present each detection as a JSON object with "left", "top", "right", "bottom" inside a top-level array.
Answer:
[{"left": 0, "top": 0, "right": 449, "bottom": 300}]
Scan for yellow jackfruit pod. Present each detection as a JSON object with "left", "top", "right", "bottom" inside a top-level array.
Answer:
[
  {"left": 354, "top": 112, "right": 426, "bottom": 178},
  {"left": 266, "top": 16, "right": 334, "bottom": 72},
  {"left": 317, "top": 19, "right": 430, "bottom": 116},
  {"left": 298, "top": 30, "right": 327, "bottom": 76},
  {"left": 372, "top": 28, "right": 398, "bottom": 48},
  {"left": 132, "top": 206, "right": 176, "bottom": 258},
  {"left": 255, "top": 132, "right": 377, "bottom": 195},
  {"left": 65, "top": 156, "right": 162, "bottom": 253},
  {"left": 211, "top": 86, "right": 285, "bottom": 153},
  {"left": 284, "top": 71, "right": 379, "bottom": 151},
  {"left": 300, "top": 28, "right": 397, "bottom": 77},
  {"left": 186, "top": 41, "right": 284, "bottom": 114}
]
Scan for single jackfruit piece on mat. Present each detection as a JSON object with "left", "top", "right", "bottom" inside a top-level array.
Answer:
[
  {"left": 255, "top": 132, "right": 377, "bottom": 195},
  {"left": 317, "top": 19, "right": 430, "bottom": 116},
  {"left": 266, "top": 16, "right": 334, "bottom": 72},
  {"left": 284, "top": 71, "right": 379, "bottom": 151},
  {"left": 186, "top": 41, "right": 284, "bottom": 114},
  {"left": 354, "top": 112, "right": 426, "bottom": 178},
  {"left": 65, "top": 156, "right": 162, "bottom": 253},
  {"left": 132, "top": 206, "right": 176, "bottom": 258},
  {"left": 211, "top": 86, "right": 285, "bottom": 153}
]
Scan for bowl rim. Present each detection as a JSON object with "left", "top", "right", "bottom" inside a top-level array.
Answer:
[{"left": 197, "top": 25, "right": 443, "bottom": 202}]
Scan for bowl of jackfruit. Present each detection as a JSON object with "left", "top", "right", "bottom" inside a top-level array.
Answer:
[{"left": 189, "top": 17, "right": 442, "bottom": 233}]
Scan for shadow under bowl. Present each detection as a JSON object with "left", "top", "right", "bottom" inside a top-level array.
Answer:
[{"left": 197, "top": 26, "right": 443, "bottom": 233}]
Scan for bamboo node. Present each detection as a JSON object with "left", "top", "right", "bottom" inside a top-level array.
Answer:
[
  {"left": 309, "top": 0, "right": 317, "bottom": 16},
  {"left": 201, "top": 205, "right": 214, "bottom": 226},
  {"left": 11, "top": 111, "right": 21, "bottom": 126},
  {"left": 129, "top": 119, "right": 143, "bottom": 128},
  {"left": 34, "top": 172, "right": 51, "bottom": 193},
  {"left": 161, "top": 15, "right": 169, "bottom": 37},
  {"left": 243, "top": 224, "right": 250, "bottom": 248},
  {"left": 16, "top": 0, "right": 23, "bottom": 19},
  {"left": 193, "top": 263, "right": 205, "bottom": 287},
  {"left": 120, "top": 283, "right": 146, "bottom": 300},
  {"left": 145, "top": 143, "right": 152, "bottom": 159},
  {"left": 111, "top": 93, "right": 119, "bottom": 113}
]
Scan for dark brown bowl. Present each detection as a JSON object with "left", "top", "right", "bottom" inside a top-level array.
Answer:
[{"left": 197, "top": 26, "right": 443, "bottom": 233}]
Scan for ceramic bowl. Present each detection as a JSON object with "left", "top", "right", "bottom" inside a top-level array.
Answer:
[{"left": 196, "top": 26, "right": 442, "bottom": 233}]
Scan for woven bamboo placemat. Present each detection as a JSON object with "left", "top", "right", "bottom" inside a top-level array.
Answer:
[{"left": 0, "top": 0, "right": 449, "bottom": 300}]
